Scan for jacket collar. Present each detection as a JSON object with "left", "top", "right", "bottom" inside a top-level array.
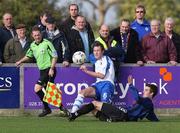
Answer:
[{"left": 71, "top": 25, "right": 87, "bottom": 32}]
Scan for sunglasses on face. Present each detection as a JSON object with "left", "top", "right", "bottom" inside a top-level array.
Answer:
[{"left": 136, "top": 11, "right": 144, "bottom": 13}]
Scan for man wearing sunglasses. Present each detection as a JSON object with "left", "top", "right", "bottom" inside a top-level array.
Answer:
[{"left": 131, "top": 4, "right": 151, "bottom": 41}]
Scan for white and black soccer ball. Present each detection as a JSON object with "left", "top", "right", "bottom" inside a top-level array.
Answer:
[{"left": 72, "top": 51, "right": 86, "bottom": 65}]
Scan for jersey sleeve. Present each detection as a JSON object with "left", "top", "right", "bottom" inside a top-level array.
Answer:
[
  {"left": 129, "top": 84, "right": 140, "bottom": 101},
  {"left": 26, "top": 47, "right": 34, "bottom": 58},
  {"left": 47, "top": 40, "right": 58, "bottom": 58}
]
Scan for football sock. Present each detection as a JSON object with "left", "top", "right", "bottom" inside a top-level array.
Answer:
[
  {"left": 59, "top": 104, "right": 64, "bottom": 110},
  {"left": 36, "top": 90, "right": 49, "bottom": 110},
  {"left": 76, "top": 103, "right": 95, "bottom": 116},
  {"left": 70, "top": 103, "right": 95, "bottom": 120},
  {"left": 71, "top": 94, "right": 84, "bottom": 113}
]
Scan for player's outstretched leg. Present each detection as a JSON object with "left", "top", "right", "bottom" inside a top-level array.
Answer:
[
  {"left": 59, "top": 104, "right": 70, "bottom": 117},
  {"left": 71, "top": 94, "right": 84, "bottom": 113},
  {"left": 68, "top": 103, "right": 95, "bottom": 121}
]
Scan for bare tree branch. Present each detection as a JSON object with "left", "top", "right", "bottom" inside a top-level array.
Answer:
[
  {"left": 83, "top": 0, "right": 98, "bottom": 9},
  {"left": 80, "top": 0, "right": 120, "bottom": 26},
  {"left": 105, "top": 0, "right": 119, "bottom": 11}
]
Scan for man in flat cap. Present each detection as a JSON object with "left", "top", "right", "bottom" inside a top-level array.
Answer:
[{"left": 4, "top": 24, "right": 31, "bottom": 63}]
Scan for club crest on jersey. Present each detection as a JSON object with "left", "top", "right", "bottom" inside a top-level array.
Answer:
[
  {"left": 145, "top": 27, "right": 149, "bottom": 31},
  {"left": 40, "top": 49, "right": 45, "bottom": 54}
]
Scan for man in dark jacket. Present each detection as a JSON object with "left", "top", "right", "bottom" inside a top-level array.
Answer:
[
  {"left": 36, "top": 11, "right": 51, "bottom": 32},
  {"left": 42, "top": 17, "right": 70, "bottom": 66},
  {"left": 60, "top": 4, "right": 93, "bottom": 40},
  {"left": 96, "top": 24, "right": 124, "bottom": 62},
  {"left": 68, "top": 15, "right": 94, "bottom": 62},
  {"left": 95, "top": 24, "right": 124, "bottom": 81},
  {"left": 0, "top": 13, "right": 16, "bottom": 63},
  {"left": 110, "top": 19, "right": 143, "bottom": 65}
]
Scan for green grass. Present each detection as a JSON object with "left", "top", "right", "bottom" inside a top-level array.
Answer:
[{"left": 0, "top": 116, "right": 180, "bottom": 133}]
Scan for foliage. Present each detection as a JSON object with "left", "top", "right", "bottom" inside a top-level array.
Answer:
[{"left": 0, "top": 0, "right": 63, "bottom": 35}]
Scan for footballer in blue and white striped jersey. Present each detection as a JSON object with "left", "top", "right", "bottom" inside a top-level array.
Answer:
[{"left": 94, "top": 55, "right": 115, "bottom": 85}]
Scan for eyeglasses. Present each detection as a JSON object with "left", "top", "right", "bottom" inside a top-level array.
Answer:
[{"left": 136, "top": 11, "right": 144, "bottom": 13}]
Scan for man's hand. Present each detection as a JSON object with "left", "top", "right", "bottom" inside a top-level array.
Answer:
[
  {"left": 168, "top": 61, "right": 177, "bottom": 66},
  {"left": 62, "top": 61, "right": 70, "bottom": 67},
  {"left": 48, "top": 68, "right": 54, "bottom": 77},
  {"left": 128, "top": 75, "right": 133, "bottom": 85},
  {"left": 147, "top": 60, "right": 156, "bottom": 64},
  {"left": 80, "top": 65, "right": 88, "bottom": 73},
  {"left": 137, "top": 61, "right": 144, "bottom": 66},
  {"left": 15, "top": 61, "right": 22, "bottom": 67},
  {"left": 15, "top": 56, "right": 29, "bottom": 67}
]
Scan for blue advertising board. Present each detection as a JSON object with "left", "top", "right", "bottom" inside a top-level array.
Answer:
[{"left": 0, "top": 67, "right": 20, "bottom": 108}]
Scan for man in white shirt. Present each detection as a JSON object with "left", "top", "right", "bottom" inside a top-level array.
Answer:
[{"left": 71, "top": 42, "right": 115, "bottom": 113}]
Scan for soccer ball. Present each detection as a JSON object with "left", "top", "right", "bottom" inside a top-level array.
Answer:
[{"left": 72, "top": 51, "right": 86, "bottom": 65}]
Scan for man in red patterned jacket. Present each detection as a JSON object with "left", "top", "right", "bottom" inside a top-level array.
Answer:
[{"left": 142, "top": 19, "right": 177, "bottom": 65}]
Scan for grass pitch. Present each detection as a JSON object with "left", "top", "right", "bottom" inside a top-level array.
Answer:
[{"left": 0, "top": 116, "right": 180, "bottom": 133}]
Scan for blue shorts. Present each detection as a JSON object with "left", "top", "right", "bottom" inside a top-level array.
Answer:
[{"left": 92, "top": 81, "right": 114, "bottom": 103}]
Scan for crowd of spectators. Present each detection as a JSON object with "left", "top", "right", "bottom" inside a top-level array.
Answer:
[{"left": 0, "top": 3, "right": 180, "bottom": 66}]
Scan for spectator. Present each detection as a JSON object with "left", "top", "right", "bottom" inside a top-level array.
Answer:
[
  {"left": 96, "top": 24, "right": 124, "bottom": 62},
  {"left": 68, "top": 15, "right": 94, "bottom": 62},
  {"left": 60, "top": 4, "right": 93, "bottom": 40},
  {"left": 110, "top": 19, "right": 143, "bottom": 65},
  {"left": 164, "top": 17, "right": 180, "bottom": 63},
  {"left": 4, "top": 24, "right": 30, "bottom": 63},
  {"left": 36, "top": 10, "right": 51, "bottom": 32},
  {"left": 0, "top": 13, "right": 16, "bottom": 63},
  {"left": 42, "top": 17, "right": 70, "bottom": 66},
  {"left": 142, "top": 19, "right": 177, "bottom": 65},
  {"left": 95, "top": 24, "right": 124, "bottom": 81},
  {"left": 131, "top": 4, "right": 151, "bottom": 41}
]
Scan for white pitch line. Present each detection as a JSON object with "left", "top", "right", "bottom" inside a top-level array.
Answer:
[{"left": 0, "top": 89, "right": 11, "bottom": 91}]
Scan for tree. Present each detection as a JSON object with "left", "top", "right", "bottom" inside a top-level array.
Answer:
[
  {"left": 0, "top": 0, "right": 63, "bottom": 35},
  {"left": 80, "top": 0, "right": 119, "bottom": 26}
]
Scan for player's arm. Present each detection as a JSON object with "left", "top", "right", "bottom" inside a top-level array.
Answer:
[
  {"left": 49, "top": 49, "right": 58, "bottom": 77},
  {"left": 83, "top": 56, "right": 110, "bottom": 79},
  {"left": 86, "top": 70, "right": 105, "bottom": 79},
  {"left": 80, "top": 65, "right": 105, "bottom": 79},
  {"left": 48, "top": 57, "right": 57, "bottom": 77},
  {"left": 15, "top": 56, "right": 30, "bottom": 67},
  {"left": 47, "top": 41, "right": 58, "bottom": 76},
  {"left": 47, "top": 41, "right": 58, "bottom": 67},
  {"left": 51, "top": 57, "right": 57, "bottom": 69},
  {"left": 15, "top": 46, "right": 33, "bottom": 66},
  {"left": 128, "top": 75, "right": 140, "bottom": 101}
]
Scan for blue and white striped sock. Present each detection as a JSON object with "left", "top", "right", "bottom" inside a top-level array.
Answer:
[{"left": 71, "top": 94, "right": 84, "bottom": 113}]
